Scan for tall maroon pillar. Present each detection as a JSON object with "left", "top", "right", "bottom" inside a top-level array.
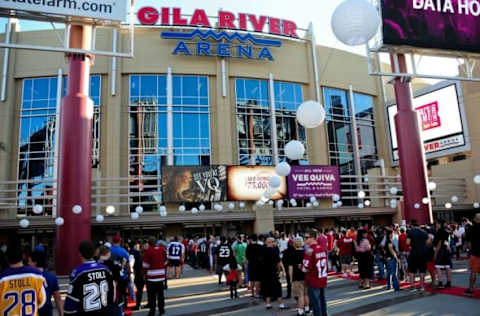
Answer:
[
  {"left": 391, "top": 54, "right": 433, "bottom": 225},
  {"left": 56, "top": 25, "right": 93, "bottom": 275}
]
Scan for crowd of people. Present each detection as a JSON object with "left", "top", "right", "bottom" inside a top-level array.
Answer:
[{"left": 0, "top": 214, "right": 479, "bottom": 316}]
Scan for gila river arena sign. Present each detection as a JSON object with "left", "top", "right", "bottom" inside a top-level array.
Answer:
[
  {"left": 381, "top": 0, "right": 480, "bottom": 54},
  {"left": 137, "top": 7, "right": 300, "bottom": 60}
]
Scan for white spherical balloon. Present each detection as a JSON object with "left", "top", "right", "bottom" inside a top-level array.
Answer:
[
  {"left": 19, "top": 218, "right": 30, "bottom": 228},
  {"left": 269, "top": 176, "right": 282, "bottom": 189},
  {"left": 364, "top": 200, "right": 371, "bottom": 207},
  {"left": 96, "top": 214, "right": 104, "bottom": 223},
  {"left": 160, "top": 210, "right": 167, "bottom": 217},
  {"left": 358, "top": 191, "right": 366, "bottom": 198},
  {"left": 306, "top": 202, "right": 312, "bottom": 208},
  {"left": 106, "top": 205, "right": 115, "bottom": 215},
  {"left": 239, "top": 202, "right": 246, "bottom": 208},
  {"left": 217, "top": 204, "right": 224, "bottom": 211},
  {"left": 55, "top": 217, "right": 64, "bottom": 226},
  {"left": 390, "top": 199, "right": 397, "bottom": 208},
  {"left": 290, "top": 199, "right": 297, "bottom": 207},
  {"left": 191, "top": 208, "right": 199, "bottom": 214},
  {"left": 451, "top": 196, "right": 458, "bottom": 203},
  {"left": 474, "top": 202, "right": 480, "bottom": 209},
  {"left": 131, "top": 212, "right": 139, "bottom": 220},
  {"left": 332, "top": 203, "right": 337, "bottom": 208},
  {"left": 428, "top": 182, "right": 437, "bottom": 191},
  {"left": 332, "top": 194, "right": 340, "bottom": 202},
  {"left": 179, "top": 205, "right": 186, "bottom": 212},
  {"left": 268, "top": 200, "right": 274, "bottom": 206},
  {"left": 390, "top": 187, "right": 398, "bottom": 195},
  {"left": 313, "top": 201, "right": 319, "bottom": 207},
  {"left": 72, "top": 204, "right": 82, "bottom": 214},
  {"left": 358, "top": 203, "right": 364, "bottom": 209},
  {"left": 228, "top": 203, "right": 235, "bottom": 210},
  {"left": 285, "top": 140, "right": 305, "bottom": 160},
  {"left": 135, "top": 206, "right": 144, "bottom": 214},
  {"left": 159, "top": 205, "right": 167, "bottom": 213},
  {"left": 331, "top": 0, "right": 381, "bottom": 46},
  {"left": 275, "top": 162, "right": 291, "bottom": 177},
  {"left": 256, "top": 200, "right": 264, "bottom": 207},
  {"left": 199, "top": 204, "right": 206, "bottom": 212},
  {"left": 337, "top": 200, "right": 343, "bottom": 207},
  {"left": 310, "top": 196, "right": 317, "bottom": 203},
  {"left": 445, "top": 202, "right": 452, "bottom": 209},
  {"left": 33, "top": 204, "right": 43, "bottom": 214},
  {"left": 414, "top": 203, "right": 420, "bottom": 209},
  {"left": 422, "top": 197, "right": 429, "bottom": 204},
  {"left": 474, "top": 174, "right": 480, "bottom": 184},
  {"left": 296, "top": 100, "right": 326, "bottom": 128}
]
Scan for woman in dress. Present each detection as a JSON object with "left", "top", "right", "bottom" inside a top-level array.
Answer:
[{"left": 355, "top": 229, "right": 373, "bottom": 289}]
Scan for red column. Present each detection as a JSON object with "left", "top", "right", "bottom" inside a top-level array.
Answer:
[
  {"left": 390, "top": 54, "right": 433, "bottom": 225},
  {"left": 56, "top": 25, "right": 94, "bottom": 275}
]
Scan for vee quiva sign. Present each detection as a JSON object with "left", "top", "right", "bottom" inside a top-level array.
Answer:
[{"left": 137, "top": 7, "right": 300, "bottom": 61}]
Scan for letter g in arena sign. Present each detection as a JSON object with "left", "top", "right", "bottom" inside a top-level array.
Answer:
[{"left": 0, "top": 0, "right": 127, "bottom": 22}]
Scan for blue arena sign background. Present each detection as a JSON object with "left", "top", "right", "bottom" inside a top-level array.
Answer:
[{"left": 161, "top": 29, "right": 283, "bottom": 60}]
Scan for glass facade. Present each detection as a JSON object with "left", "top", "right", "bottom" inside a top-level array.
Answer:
[
  {"left": 129, "top": 75, "right": 210, "bottom": 210},
  {"left": 235, "top": 78, "right": 306, "bottom": 165},
  {"left": 18, "top": 76, "right": 101, "bottom": 215}
]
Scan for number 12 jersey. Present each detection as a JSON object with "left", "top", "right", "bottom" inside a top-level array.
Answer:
[{"left": 303, "top": 244, "right": 328, "bottom": 288}]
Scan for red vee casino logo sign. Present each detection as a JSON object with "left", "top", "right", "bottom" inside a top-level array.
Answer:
[
  {"left": 137, "top": 7, "right": 299, "bottom": 38},
  {"left": 416, "top": 101, "right": 441, "bottom": 131}
]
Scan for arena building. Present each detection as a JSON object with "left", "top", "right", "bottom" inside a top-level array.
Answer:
[{"left": 0, "top": 8, "right": 478, "bottom": 250}]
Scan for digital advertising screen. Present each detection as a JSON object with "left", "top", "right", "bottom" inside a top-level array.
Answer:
[
  {"left": 227, "top": 166, "right": 287, "bottom": 201},
  {"left": 287, "top": 166, "right": 341, "bottom": 200}
]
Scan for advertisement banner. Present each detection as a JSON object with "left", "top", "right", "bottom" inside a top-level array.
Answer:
[
  {"left": 287, "top": 166, "right": 340, "bottom": 199},
  {"left": 162, "top": 166, "right": 227, "bottom": 203},
  {"left": 227, "top": 166, "right": 287, "bottom": 201},
  {"left": 0, "top": 0, "right": 127, "bottom": 22},
  {"left": 387, "top": 82, "right": 469, "bottom": 161},
  {"left": 381, "top": 0, "right": 480, "bottom": 54}
]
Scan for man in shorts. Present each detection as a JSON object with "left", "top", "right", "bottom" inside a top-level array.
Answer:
[
  {"left": 289, "top": 237, "right": 310, "bottom": 316},
  {"left": 337, "top": 230, "right": 353, "bottom": 276},
  {"left": 434, "top": 219, "right": 452, "bottom": 288},
  {"left": 465, "top": 213, "right": 480, "bottom": 295},
  {"left": 167, "top": 236, "right": 184, "bottom": 279},
  {"left": 407, "top": 219, "right": 428, "bottom": 290}
]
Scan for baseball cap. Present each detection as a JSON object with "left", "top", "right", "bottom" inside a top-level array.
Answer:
[{"left": 112, "top": 235, "right": 121, "bottom": 244}]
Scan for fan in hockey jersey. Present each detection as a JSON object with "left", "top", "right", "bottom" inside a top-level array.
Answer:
[
  {"left": 215, "top": 236, "right": 233, "bottom": 285},
  {"left": 303, "top": 230, "right": 328, "bottom": 316},
  {"left": 167, "top": 237, "right": 184, "bottom": 279},
  {"left": 0, "top": 238, "right": 47, "bottom": 316},
  {"left": 64, "top": 241, "right": 115, "bottom": 315}
]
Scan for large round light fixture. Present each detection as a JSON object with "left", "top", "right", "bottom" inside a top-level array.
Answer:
[
  {"left": 285, "top": 140, "right": 305, "bottom": 160},
  {"left": 428, "top": 182, "right": 437, "bottom": 191},
  {"left": 358, "top": 191, "right": 366, "bottom": 198},
  {"left": 275, "top": 162, "right": 291, "bottom": 177},
  {"left": 474, "top": 202, "right": 480, "bottom": 209},
  {"left": 296, "top": 100, "right": 326, "bottom": 128},
  {"left": 422, "top": 197, "right": 429, "bottom": 204},
  {"left": 331, "top": 0, "right": 381, "bottom": 46},
  {"left": 445, "top": 202, "right": 452, "bottom": 209},
  {"left": 106, "top": 205, "right": 115, "bottom": 215}
]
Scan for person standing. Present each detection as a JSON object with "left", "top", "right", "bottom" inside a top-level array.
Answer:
[
  {"left": 130, "top": 241, "right": 145, "bottom": 310},
  {"left": 407, "top": 219, "right": 428, "bottom": 290},
  {"left": 289, "top": 237, "right": 310, "bottom": 316},
  {"left": 262, "top": 237, "right": 286, "bottom": 310},
  {"left": 465, "top": 214, "right": 480, "bottom": 295},
  {"left": 398, "top": 227, "right": 410, "bottom": 281},
  {"left": 337, "top": 230, "right": 354, "bottom": 277},
  {"left": 303, "top": 230, "right": 328, "bottom": 316},
  {"left": 355, "top": 230, "right": 373, "bottom": 289},
  {"left": 64, "top": 241, "right": 115, "bottom": 315},
  {"left": 246, "top": 234, "right": 263, "bottom": 297},
  {"left": 167, "top": 236, "right": 183, "bottom": 279},
  {"left": 110, "top": 235, "right": 130, "bottom": 309},
  {"left": 0, "top": 239, "right": 47, "bottom": 315},
  {"left": 434, "top": 219, "right": 453, "bottom": 288},
  {"left": 385, "top": 229, "right": 400, "bottom": 291},
  {"left": 215, "top": 236, "right": 233, "bottom": 286},
  {"left": 27, "top": 250, "right": 64, "bottom": 316},
  {"left": 233, "top": 235, "right": 247, "bottom": 287},
  {"left": 143, "top": 237, "right": 167, "bottom": 316}
]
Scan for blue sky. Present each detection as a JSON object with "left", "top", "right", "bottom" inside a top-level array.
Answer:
[{"left": 0, "top": 0, "right": 460, "bottom": 78}]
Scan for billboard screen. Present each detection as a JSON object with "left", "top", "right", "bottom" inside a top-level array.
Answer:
[
  {"left": 287, "top": 166, "right": 340, "bottom": 200},
  {"left": 387, "top": 82, "right": 469, "bottom": 161},
  {"left": 381, "top": 0, "right": 480, "bottom": 54},
  {"left": 227, "top": 166, "right": 287, "bottom": 201},
  {"left": 162, "top": 166, "right": 227, "bottom": 203}
]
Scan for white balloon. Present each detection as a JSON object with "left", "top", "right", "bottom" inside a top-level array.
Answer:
[
  {"left": 331, "top": 0, "right": 381, "bottom": 46},
  {"left": 337, "top": 200, "right": 343, "bottom": 207},
  {"left": 290, "top": 199, "right": 297, "bottom": 207},
  {"left": 332, "top": 203, "right": 337, "bottom": 208},
  {"left": 428, "top": 182, "right": 437, "bottom": 191},
  {"left": 217, "top": 204, "right": 224, "bottom": 211},
  {"left": 33, "top": 204, "right": 43, "bottom": 214},
  {"left": 256, "top": 200, "right": 264, "bottom": 207},
  {"left": 390, "top": 199, "right": 398, "bottom": 208},
  {"left": 364, "top": 200, "right": 371, "bottom": 207},
  {"left": 414, "top": 203, "right": 420, "bottom": 209},
  {"left": 179, "top": 205, "right": 186, "bottom": 212},
  {"left": 135, "top": 206, "right": 144, "bottom": 214},
  {"left": 228, "top": 203, "right": 235, "bottom": 210},
  {"left": 106, "top": 205, "right": 115, "bottom": 215},
  {"left": 268, "top": 200, "right": 274, "bottom": 206},
  {"left": 445, "top": 202, "right": 452, "bottom": 209},
  {"left": 55, "top": 217, "right": 64, "bottom": 226},
  {"left": 275, "top": 162, "right": 291, "bottom": 177},
  {"left": 306, "top": 202, "right": 312, "bottom": 208},
  {"left": 296, "top": 100, "right": 326, "bottom": 128},
  {"left": 451, "top": 196, "right": 458, "bottom": 203},
  {"left": 214, "top": 204, "right": 221, "bottom": 211},
  {"left": 422, "top": 197, "right": 429, "bottom": 204},
  {"left": 474, "top": 174, "right": 480, "bottom": 184},
  {"left": 474, "top": 202, "right": 480, "bottom": 209},
  {"left": 96, "top": 214, "right": 104, "bottom": 223},
  {"left": 269, "top": 176, "right": 282, "bottom": 189},
  {"left": 313, "top": 201, "right": 319, "bottom": 207},
  {"left": 131, "top": 212, "right": 139, "bottom": 220},
  {"left": 160, "top": 210, "right": 167, "bottom": 217},
  {"left": 199, "top": 204, "right": 206, "bottom": 212},
  {"left": 263, "top": 191, "right": 273, "bottom": 199},
  {"left": 159, "top": 205, "right": 167, "bottom": 213},
  {"left": 390, "top": 187, "right": 398, "bottom": 195},
  {"left": 191, "top": 208, "right": 199, "bottom": 214},
  {"left": 310, "top": 196, "right": 317, "bottom": 203},
  {"left": 72, "top": 204, "right": 82, "bottom": 214},
  {"left": 285, "top": 140, "right": 305, "bottom": 160},
  {"left": 358, "top": 191, "right": 366, "bottom": 198},
  {"left": 239, "top": 202, "right": 246, "bottom": 208},
  {"left": 358, "top": 203, "right": 364, "bottom": 209},
  {"left": 19, "top": 218, "right": 30, "bottom": 228},
  {"left": 332, "top": 194, "right": 340, "bottom": 202}
]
